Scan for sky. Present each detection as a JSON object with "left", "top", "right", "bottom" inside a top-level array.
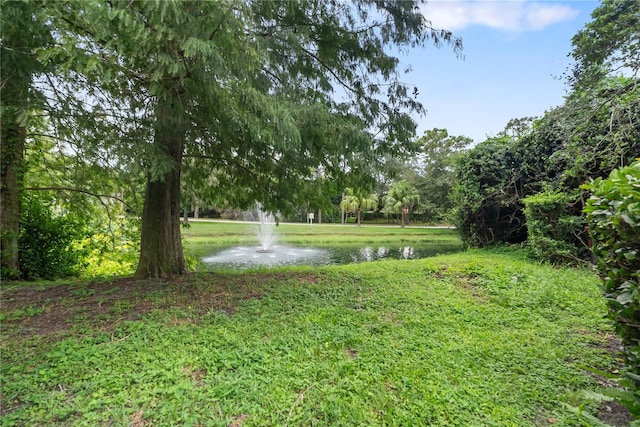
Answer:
[{"left": 403, "top": 0, "right": 601, "bottom": 143}]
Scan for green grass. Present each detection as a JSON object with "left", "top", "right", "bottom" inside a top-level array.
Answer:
[
  {"left": 1, "top": 249, "right": 624, "bottom": 426},
  {"left": 181, "top": 220, "right": 459, "bottom": 245}
]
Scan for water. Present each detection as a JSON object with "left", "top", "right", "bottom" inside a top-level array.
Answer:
[
  {"left": 255, "top": 208, "right": 276, "bottom": 252},
  {"left": 198, "top": 242, "right": 461, "bottom": 270},
  {"left": 202, "top": 244, "right": 330, "bottom": 268}
]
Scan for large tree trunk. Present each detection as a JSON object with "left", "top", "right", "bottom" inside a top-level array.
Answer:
[
  {"left": 135, "top": 91, "right": 187, "bottom": 278},
  {"left": 0, "top": 111, "right": 25, "bottom": 278},
  {"left": 0, "top": 17, "right": 30, "bottom": 278}
]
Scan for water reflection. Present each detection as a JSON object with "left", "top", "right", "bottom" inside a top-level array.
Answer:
[{"left": 196, "top": 242, "right": 461, "bottom": 270}]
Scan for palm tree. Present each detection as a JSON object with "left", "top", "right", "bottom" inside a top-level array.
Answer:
[
  {"left": 340, "top": 188, "right": 378, "bottom": 227},
  {"left": 384, "top": 180, "right": 420, "bottom": 228}
]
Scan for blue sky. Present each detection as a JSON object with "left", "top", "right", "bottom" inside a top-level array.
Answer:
[{"left": 403, "top": 0, "right": 600, "bottom": 143}]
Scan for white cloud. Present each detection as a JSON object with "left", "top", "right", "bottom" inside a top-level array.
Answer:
[{"left": 422, "top": 1, "right": 580, "bottom": 33}]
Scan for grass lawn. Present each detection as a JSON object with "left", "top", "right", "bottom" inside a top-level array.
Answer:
[
  {"left": 2, "top": 244, "right": 631, "bottom": 426},
  {"left": 181, "top": 220, "right": 459, "bottom": 245}
]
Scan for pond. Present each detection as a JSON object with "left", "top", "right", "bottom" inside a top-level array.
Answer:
[{"left": 194, "top": 241, "right": 462, "bottom": 270}]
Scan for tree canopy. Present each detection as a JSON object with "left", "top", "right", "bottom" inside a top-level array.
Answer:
[
  {"left": 1, "top": 0, "right": 463, "bottom": 278},
  {"left": 408, "top": 129, "right": 470, "bottom": 223},
  {"left": 570, "top": 0, "right": 639, "bottom": 89},
  {"left": 340, "top": 188, "right": 378, "bottom": 228},
  {"left": 383, "top": 180, "right": 420, "bottom": 228}
]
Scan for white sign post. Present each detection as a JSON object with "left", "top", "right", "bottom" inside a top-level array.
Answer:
[{"left": 307, "top": 212, "right": 314, "bottom": 225}]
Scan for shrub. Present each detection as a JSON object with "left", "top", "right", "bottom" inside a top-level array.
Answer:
[
  {"left": 584, "top": 160, "right": 640, "bottom": 391},
  {"left": 522, "top": 190, "right": 587, "bottom": 264},
  {"left": 451, "top": 137, "right": 528, "bottom": 247},
  {"left": 18, "top": 197, "right": 85, "bottom": 280},
  {"left": 73, "top": 214, "right": 140, "bottom": 277}
]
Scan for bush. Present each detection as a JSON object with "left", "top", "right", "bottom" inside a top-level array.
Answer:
[
  {"left": 584, "top": 160, "right": 640, "bottom": 392},
  {"left": 73, "top": 214, "right": 140, "bottom": 277},
  {"left": 19, "top": 197, "right": 85, "bottom": 280},
  {"left": 450, "top": 136, "right": 527, "bottom": 247},
  {"left": 522, "top": 191, "right": 587, "bottom": 264}
]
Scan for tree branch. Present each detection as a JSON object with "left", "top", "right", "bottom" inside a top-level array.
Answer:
[
  {"left": 298, "top": 45, "right": 362, "bottom": 98},
  {"left": 24, "top": 186, "right": 131, "bottom": 209}
]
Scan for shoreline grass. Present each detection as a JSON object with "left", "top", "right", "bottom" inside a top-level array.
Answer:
[{"left": 1, "top": 247, "right": 626, "bottom": 426}]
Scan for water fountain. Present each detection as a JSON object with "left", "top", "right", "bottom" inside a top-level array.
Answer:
[
  {"left": 255, "top": 208, "right": 276, "bottom": 253},
  {"left": 201, "top": 205, "right": 329, "bottom": 269}
]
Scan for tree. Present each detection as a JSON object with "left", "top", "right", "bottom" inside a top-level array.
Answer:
[
  {"left": 500, "top": 117, "right": 536, "bottom": 140},
  {"left": 452, "top": 74, "right": 640, "bottom": 249},
  {"left": 570, "top": 0, "right": 639, "bottom": 90},
  {"left": 340, "top": 188, "right": 378, "bottom": 227},
  {"left": 450, "top": 0, "right": 639, "bottom": 254},
  {"left": 0, "top": 1, "right": 52, "bottom": 278},
  {"left": 384, "top": 180, "right": 420, "bottom": 228},
  {"left": 408, "top": 129, "right": 470, "bottom": 223},
  {"left": 41, "top": 0, "right": 462, "bottom": 278}
]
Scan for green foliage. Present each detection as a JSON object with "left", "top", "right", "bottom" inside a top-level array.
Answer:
[
  {"left": 0, "top": 251, "right": 618, "bottom": 425},
  {"left": 20, "top": 132, "right": 142, "bottom": 278},
  {"left": 450, "top": 136, "right": 526, "bottom": 247},
  {"left": 339, "top": 188, "right": 378, "bottom": 227},
  {"left": 383, "top": 180, "right": 420, "bottom": 227},
  {"left": 570, "top": 0, "right": 640, "bottom": 90},
  {"left": 18, "top": 196, "right": 85, "bottom": 280},
  {"left": 522, "top": 191, "right": 587, "bottom": 264},
  {"left": 584, "top": 160, "right": 640, "bottom": 394},
  {"left": 74, "top": 214, "right": 140, "bottom": 278},
  {"left": 558, "top": 77, "right": 640, "bottom": 189},
  {"left": 403, "top": 129, "right": 471, "bottom": 223},
  {"left": 40, "top": 0, "right": 461, "bottom": 211},
  {"left": 451, "top": 75, "right": 639, "bottom": 251},
  {"left": 450, "top": 0, "right": 640, "bottom": 254}
]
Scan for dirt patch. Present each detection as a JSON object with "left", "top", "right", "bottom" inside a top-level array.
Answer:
[
  {"left": 592, "top": 331, "right": 625, "bottom": 355},
  {"left": 460, "top": 279, "right": 488, "bottom": 303},
  {"left": 345, "top": 348, "right": 358, "bottom": 359},
  {"left": 183, "top": 365, "right": 207, "bottom": 387},
  {"left": 227, "top": 414, "right": 249, "bottom": 427},
  {"left": 527, "top": 407, "right": 559, "bottom": 426},
  {"left": 597, "top": 400, "right": 635, "bottom": 427},
  {"left": 129, "top": 409, "right": 147, "bottom": 427},
  {"left": 1, "top": 271, "right": 323, "bottom": 340},
  {"left": 573, "top": 331, "right": 636, "bottom": 426}
]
